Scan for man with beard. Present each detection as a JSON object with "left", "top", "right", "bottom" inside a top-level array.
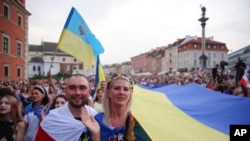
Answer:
[{"left": 35, "top": 74, "right": 100, "bottom": 141}]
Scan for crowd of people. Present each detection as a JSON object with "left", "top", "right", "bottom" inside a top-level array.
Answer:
[
  {"left": 136, "top": 58, "right": 250, "bottom": 97},
  {"left": 0, "top": 70, "right": 150, "bottom": 141},
  {"left": 0, "top": 59, "right": 249, "bottom": 141}
]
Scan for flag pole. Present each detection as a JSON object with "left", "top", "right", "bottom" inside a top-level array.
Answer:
[{"left": 49, "top": 47, "right": 58, "bottom": 71}]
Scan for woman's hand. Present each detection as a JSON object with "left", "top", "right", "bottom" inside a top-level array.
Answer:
[
  {"left": 40, "top": 104, "right": 49, "bottom": 120},
  {"left": 81, "top": 107, "right": 100, "bottom": 141}
]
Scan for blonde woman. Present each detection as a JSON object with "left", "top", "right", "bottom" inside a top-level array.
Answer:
[{"left": 92, "top": 74, "right": 151, "bottom": 141}]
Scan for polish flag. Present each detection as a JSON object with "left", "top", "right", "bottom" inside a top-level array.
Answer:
[
  {"left": 35, "top": 103, "right": 97, "bottom": 141},
  {"left": 199, "top": 68, "right": 204, "bottom": 76},
  {"left": 240, "top": 74, "right": 250, "bottom": 88}
]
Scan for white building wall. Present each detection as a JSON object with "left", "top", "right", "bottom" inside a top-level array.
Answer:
[
  {"left": 28, "top": 62, "right": 44, "bottom": 78},
  {"left": 173, "top": 47, "right": 178, "bottom": 71},
  {"left": 165, "top": 46, "right": 178, "bottom": 72},
  {"left": 43, "top": 60, "right": 60, "bottom": 75}
]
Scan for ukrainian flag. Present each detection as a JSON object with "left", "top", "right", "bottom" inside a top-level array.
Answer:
[
  {"left": 132, "top": 83, "right": 250, "bottom": 140},
  {"left": 94, "top": 55, "right": 106, "bottom": 92},
  {"left": 57, "top": 7, "right": 104, "bottom": 70}
]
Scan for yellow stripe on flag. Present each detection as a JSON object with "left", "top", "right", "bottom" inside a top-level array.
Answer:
[
  {"left": 132, "top": 85, "right": 228, "bottom": 141},
  {"left": 57, "top": 29, "right": 96, "bottom": 69}
]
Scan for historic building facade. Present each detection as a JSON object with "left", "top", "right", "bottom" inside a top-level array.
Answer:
[
  {"left": 0, "top": 0, "right": 30, "bottom": 80},
  {"left": 130, "top": 35, "right": 229, "bottom": 75},
  {"left": 172, "top": 35, "right": 229, "bottom": 72},
  {"left": 131, "top": 46, "right": 166, "bottom": 75},
  {"left": 228, "top": 45, "right": 250, "bottom": 70},
  {"left": 28, "top": 42, "right": 86, "bottom": 78}
]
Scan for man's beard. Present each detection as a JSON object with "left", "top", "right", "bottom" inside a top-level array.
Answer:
[{"left": 69, "top": 98, "right": 89, "bottom": 108}]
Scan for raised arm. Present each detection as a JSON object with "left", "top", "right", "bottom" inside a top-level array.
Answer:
[
  {"left": 81, "top": 107, "right": 100, "bottom": 141},
  {"left": 47, "top": 69, "right": 57, "bottom": 94}
]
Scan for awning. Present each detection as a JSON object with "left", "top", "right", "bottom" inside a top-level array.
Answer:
[
  {"left": 136, "top": 72, "right": 152, "bottom": 76},
  {"left": 157, "top": 70, "right": 168, "bottom": 75}
]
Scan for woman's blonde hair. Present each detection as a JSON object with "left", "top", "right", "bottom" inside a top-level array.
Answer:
[{"left": 103, "top": 75, "right": 133, "bottom": 121}]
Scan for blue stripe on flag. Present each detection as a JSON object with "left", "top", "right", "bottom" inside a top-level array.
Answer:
[{"left": 64, "top": 7, "right": 104, "bottom": 56}]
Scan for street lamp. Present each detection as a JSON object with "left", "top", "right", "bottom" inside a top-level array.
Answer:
[{"left": 198, "top": 6, "right": 209, "bottom": 69}]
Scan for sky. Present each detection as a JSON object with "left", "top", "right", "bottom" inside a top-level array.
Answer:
[{"left": 26, "top": 0, "right": 250, "bottom": 65}]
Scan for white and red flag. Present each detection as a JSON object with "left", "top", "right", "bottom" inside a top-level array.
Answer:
[
  {"left": 240, "top": 73, "right": 250, "bottom": 88},
  {"left": 198, "top": 67, "right": 204, "bottom": 76},
  {"left": 35, "top": 103, "right": 97, "bottom": 141}
]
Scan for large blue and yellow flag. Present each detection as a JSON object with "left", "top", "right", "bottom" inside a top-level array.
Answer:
[
  {"left": 132, "top": 83, "right": 250, "bottom": 141},
  {"left": 57, "top": 7, "right": 104, "bottom": 70},
  {"left": 94, "top": 55, "right": 106, "bottom": 92}
]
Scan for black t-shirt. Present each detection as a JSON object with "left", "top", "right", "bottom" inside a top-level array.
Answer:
[
  {"left": 212, "top": 68, "right": 218, "bottom": 77},
  {"left": 0, "top": 121, "right": 14, "bottom": 141},
  {"left": 74, "top": 117, "right": 90, "bottom": 141}
]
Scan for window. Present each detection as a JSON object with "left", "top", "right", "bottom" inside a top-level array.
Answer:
[
  {"left": 213, "top": 45, "right": 216, "bottom": 49},
  {"left": 213, "top": 53, "right": 216, "bottom": 58},
  {"left": 207, "top": 44, "right": 211, "bottom": 49},
  {"left": 156, "top": 54, "right": 161, "bottom": 58},
  {"left": 74, "top": 58, "right": 77, "bottom": 62},
  {"left": 66, "top": 65, "right": 70, "bottom": 72},
  {"left": 17, "top": 41, "right": 22, "bottom": 57},
  {"left": 18, "top": 14, "right": 22, "bottom": 26},
  {"left": 208, "top": 53, "right": 211, "bottom": 59},
  {"left": 4, "top": 65, "right": 9, "bottom": 77},
  {"left": 194, "top": 60, "right": 197, "bottom": 66},
  {"left": 17, "top": 67, "right": 21, "bottom": 77},
  {"left": 221, "top": 53, "right": 224, "bottom": 60},
  {"left": 3, "top": 35, "right": 9, "bottom": 54},
  {"left": 221, "top": 45, "right": 224, "bottom": 49},
  {"left": 3, "top": 4, "right": 9, "bottom": 18},
  {"left": 33, "top": 66, "right": 36, "bottom": 71},
  {"left": 62, "top": 58, "right": 65, "bottom": 61},
  {"left": 38, "top": 66, "right": 41, "bottom": 75},
  {"left": 193, "top": 43, "right": 197, "bottom": 48}
]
